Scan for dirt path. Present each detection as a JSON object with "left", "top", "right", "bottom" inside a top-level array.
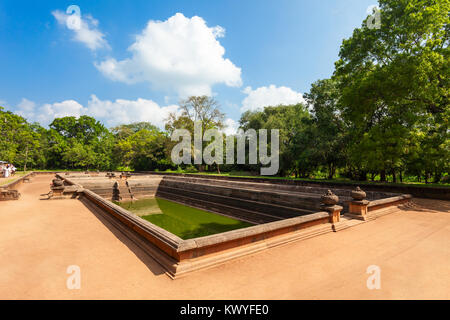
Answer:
[{"left": 0, "top": 174, "right": 449, "bottom": 299}]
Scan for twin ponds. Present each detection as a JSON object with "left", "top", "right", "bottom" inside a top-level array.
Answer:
[{"left": 115, "top": 198, "right": 252, "bottom": 240}]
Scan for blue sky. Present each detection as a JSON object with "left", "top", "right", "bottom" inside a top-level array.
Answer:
[{"left": 0, "top": 0, "right": 375, "bottom": 131}]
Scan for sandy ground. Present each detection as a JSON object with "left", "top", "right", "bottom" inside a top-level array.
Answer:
[{"left": 0, "top": 174, "right": 449, "bottom": 300}]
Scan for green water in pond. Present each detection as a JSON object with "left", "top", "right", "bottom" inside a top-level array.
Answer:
[{"left": 116, "top": 197, "right": 252, "bottom": 240}]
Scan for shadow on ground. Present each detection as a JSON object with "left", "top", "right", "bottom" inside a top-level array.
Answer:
[
  {"left": 79, "top": 196, "right": 166, "bottom": 277},
  {"left": 398, "top": 198, "right": 450, "bottom": 213}
]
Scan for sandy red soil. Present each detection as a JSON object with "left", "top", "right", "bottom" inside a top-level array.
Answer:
[{"left": 0, "top": 174, "right": 449, "bottom": 299}]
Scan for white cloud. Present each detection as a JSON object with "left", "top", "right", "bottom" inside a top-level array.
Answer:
[
  {"left": 86, "top": 95, "right": 179, "bottom": 128},
  {"left": 95, "top": 13, "right": 242, "bottom": 97},
  {"left": 13, "top": 96, "right": 179, "bottom": 129},
  {"left": 241, "top": 85, "right": 306, "bottom": 112},
  {"left": 15, "top": 98, "right": 39, "bottom": 121},
  {"left": 40, "top": 100, "right": 86, "bottom": 124},
  {"left": 52, "top": 10, "right": 109, "bottom": 51}
]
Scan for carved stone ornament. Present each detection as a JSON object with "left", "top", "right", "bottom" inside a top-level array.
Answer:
[
  {"left": 351, "top": 186, "right": 367, "bottom": 200},
  {"left": 321, "top": 189, "right": 339, "bottom": 206}
]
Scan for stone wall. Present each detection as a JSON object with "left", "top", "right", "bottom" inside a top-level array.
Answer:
[
  {"left": 142, "top": 172, "right": 449, "bottom": 200},
  {"left": 154, "top": 175, "right": 401, "bottom": 224}
]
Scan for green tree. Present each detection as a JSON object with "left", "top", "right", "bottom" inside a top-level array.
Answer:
[
  {"left": 165, "top": 96, "right": 225, "bottom": 172},
  {"left": 334, "top": 0, "right": 449, "bottom": 181},
  {"left": 240, "top": 104, "right": 311, "bottom": 177},
  {"left": 304, "top": 78, "right": 347, "bottom": 179}
]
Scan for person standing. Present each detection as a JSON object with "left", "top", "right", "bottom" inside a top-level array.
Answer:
[{"left": 4, "top": 164, "right": 11, "bottom": 178}]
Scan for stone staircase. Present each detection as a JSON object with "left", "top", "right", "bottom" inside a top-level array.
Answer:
[
  {"left": 113, "top": 180, "right": 135, "bottom": 202},
  {"left": 156, "top": 176, "right": 322, "bottom": 224}
]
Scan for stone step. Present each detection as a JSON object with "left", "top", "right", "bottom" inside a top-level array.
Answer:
[
  {"left": 157, "top": 185, "right": 316, "bottom": 222},
  {"left": 157, "top": 185, "right": 314, "bottom": 219},
  {"left": 159, "top": 180, "right": 323, "bottom": 212},
  {"left": 156, "top": 190, "right": 279, "bottom": 224}
]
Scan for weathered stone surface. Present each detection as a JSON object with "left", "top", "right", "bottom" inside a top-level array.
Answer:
[
  {"left": 351, "top": 186, "right": 367, "bottom": 200},
  {"left": 349, "top": 200, "right": 370, "bottom": 219},
  {"left": 321, "top": 190, "right": 339, "bottom": 206},
  {"left": 0, "top": 189, "right": 20, "bottom": 201},
  {"left": 52, "top": 178, "right": 64, "bottom": 187}
]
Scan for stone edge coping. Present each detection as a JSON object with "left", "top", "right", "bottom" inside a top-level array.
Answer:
[
  {"left": 368, "top": 194, "right": 413, "bottom": 207},
  {"left": 56, "top": 173, "right": 193, "bottom": 252},
  {"left": 82, "top": 188, "right": 190, "bottom": 250},
  {"left": 56, "top": 173, "right": 332, "bottom": 254},
  {"left": 189, "top": 211, "right": 330, "bottom": 248}
]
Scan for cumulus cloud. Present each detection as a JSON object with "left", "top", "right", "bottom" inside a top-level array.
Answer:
[
  {"left": 86, "top": 95, "right": 179, "bottom": 128},
  {"left": 241, "top": 85, "right": 306, "bottom": 112},
  {"left": 16, "top": 98, "right": 87, "bottom": 125},
  {"left": 13, "top": 96, "right": 179, "bottom": 129},
  {"left": 15, "top": 98, "right": 36, "bottom": 120},
  {"left": 52, "top": 10, "right": 109, "bottom": 50},
  {"left": 95, "top": 13, "right": 242, "bottom": 97}
]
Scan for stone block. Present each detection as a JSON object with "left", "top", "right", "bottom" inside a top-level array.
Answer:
[{"left": 0, "top": 189, "right": 20, "bottom": 201}]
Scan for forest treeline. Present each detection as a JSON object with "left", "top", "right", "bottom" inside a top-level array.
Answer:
[{"left": 0, "top": 0, "right": 448, "bottom": 183}]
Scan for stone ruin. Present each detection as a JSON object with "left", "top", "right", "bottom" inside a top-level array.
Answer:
[
  {"left": 51, "top": 172, "right": 412, "bottom": 278},
  {"left": 0, "top": 188, "right": 20, "bottom": 201},
  {"left": 42, "top": 177, "right": 82, "bottom": 200}
]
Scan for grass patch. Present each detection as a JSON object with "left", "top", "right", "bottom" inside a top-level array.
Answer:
[{"left": 116, "top": 197, "right": 252, "bottom": 240}]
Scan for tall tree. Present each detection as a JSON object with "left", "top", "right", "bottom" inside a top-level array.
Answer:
[
  {"left": 166, "top": 96, "right": 225, "bottom": 172},
  {"left": 334, "top": 0, "right": 449, "bottom": 181}
]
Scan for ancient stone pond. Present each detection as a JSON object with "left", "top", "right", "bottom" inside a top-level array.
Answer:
[{"left": 45, "top": 171, "right": 412, "bottom": 278}]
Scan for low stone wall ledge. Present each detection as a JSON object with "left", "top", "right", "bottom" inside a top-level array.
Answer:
[
  {"left": 192, "top": 211, "right": 330, "bottom": 249},
  {"left": 368, "top": 194, "right": 412, "bottom": 208}
]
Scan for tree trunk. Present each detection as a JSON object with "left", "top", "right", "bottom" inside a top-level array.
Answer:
[
  {"left": 23, "top": 146, "right": 29, "bottom": 172},
  {"left": 434, "top": 169, "right": 441, "bottom": 183},
  {"left": 327, "top": 163, "right": 335, "bottom": 180},
  {"left": 392, "top": 169, "right": 397, "bottom": 183},
  {"left": 380, "top": 170, "right": 386, "bottom": 182}
]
